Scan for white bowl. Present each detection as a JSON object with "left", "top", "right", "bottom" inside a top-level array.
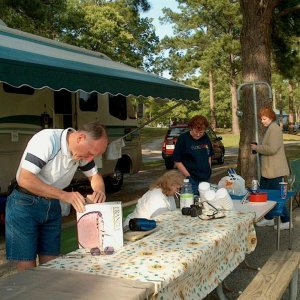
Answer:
[{"left": 216, "top": 188, "right": 233, "bottom": 210}]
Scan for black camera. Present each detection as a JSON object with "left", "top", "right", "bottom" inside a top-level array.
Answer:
[
  {"left": 181, "top": 204, "right": 202, "bottom": 217},
  {"left": 251, "top": 142, "right": 257, "bottom": 154}
]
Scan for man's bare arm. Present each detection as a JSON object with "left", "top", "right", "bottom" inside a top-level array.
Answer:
[{"left": 18, "top": 168, "right": 86, "bottom": 212}]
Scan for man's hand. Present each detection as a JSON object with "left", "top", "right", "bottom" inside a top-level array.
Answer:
[
  {"left": 88, "top": 174, "right": 106, "bottom": 203},
  {"left": 63, "top": 191, "right": 86, "bottom": 213},
  {"left": 86, "top": 191, "right": 106, "bottom": 204}
]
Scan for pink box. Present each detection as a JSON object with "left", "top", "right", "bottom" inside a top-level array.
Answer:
[{"left": 76, "top": 202, "right": 123, "bottom": 252}]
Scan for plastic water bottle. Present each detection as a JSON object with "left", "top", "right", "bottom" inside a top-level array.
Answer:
[{"left": 180, "top": 179, "right": 194, "bottom": 209}]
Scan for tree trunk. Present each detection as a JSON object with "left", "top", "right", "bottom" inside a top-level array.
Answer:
[
  {"left": 278, "top": 92, "right": 284, "bottom": 128},
  {"left": 230, "top": 73, "right": 240, "bottom": 135},
  {"left": 272, "top": 88, "right": 276, "bottom": 110},
  {"left": 238, "top": 1, "right": 274, "bottom": 186},
  {"left": 209, "top": 70, "right": 217, "bottom": 130},
  {"left": 288, "top": 80, "right": 295, "bottom": 134}
]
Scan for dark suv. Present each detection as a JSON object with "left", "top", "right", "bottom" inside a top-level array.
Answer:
[{"left": 161, "top": 124, "right": 225, "bottom": 169}]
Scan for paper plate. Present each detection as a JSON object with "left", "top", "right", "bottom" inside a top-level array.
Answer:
[{"left": 123, "top": 227, "right": 159, "bottom": 242}]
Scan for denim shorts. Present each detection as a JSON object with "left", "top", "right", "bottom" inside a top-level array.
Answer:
[{"left": 5, "top": 189, "right": 62, "bottom": 261}]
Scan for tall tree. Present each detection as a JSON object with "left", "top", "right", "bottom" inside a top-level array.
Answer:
[
  {"left": 208, "top": 70, "right": 217, "bottom": 130},
  {"left": 238, "top": 0, "right": 300, "bottom": 184},
  {"left": 157, "top": 0, "right": 242, "bottom": 132},
  {"left": 63, "top": 0, "right": 158, "bottom": 67},
  {"left": 271, "top": 72, "right": 289, "bottom": 127},
  {"left": 272, "top": 3, "right": 300, "bottom": 132},
  {"left": 0, "top": 0, "right": 158, "bottom": 68},
  {"left": 0, "top": 0, "right": 68, "bottom": 37}
]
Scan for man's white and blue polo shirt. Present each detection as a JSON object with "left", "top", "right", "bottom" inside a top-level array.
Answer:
[{"left": 16, "top": 128, "right": 98, "bottom": 189}]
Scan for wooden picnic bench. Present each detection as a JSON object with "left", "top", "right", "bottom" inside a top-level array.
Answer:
[
  {"left": 0, "top": 268, "right": 155, "bottom": 300},
  {"left": 238, "top": 250, "right": 300, "bottom": 300}
]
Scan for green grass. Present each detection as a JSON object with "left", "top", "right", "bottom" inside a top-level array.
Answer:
[
  {"left": 218, "top": 132, "right": 300, "bottom": 148},
  {"left": 218, "top": 133, "right": 240, "bottom": 148},
  {"left": 122, "top": 205, "right": 136, "bottom": 219},
  {"left": 283, "top": 133, "right": 300, "bottom": 141},
  {"left": 140, "top": 127, "right": 166, "bottom": 144},
  {"left": 61, "top": 204, "right": 136, "bottom": 254},
  {"left": 61, "top": 225, "right": 78, "bottom": 254}
]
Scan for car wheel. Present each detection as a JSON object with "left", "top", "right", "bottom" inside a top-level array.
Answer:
[
  {"left": 165, "top": 160, "right": 174, "bottom": 170},
  {"left": 217, "top": 150, "right": 225, "bottom": 164},
  {"left": 105, "top": 169, "right": 124, "bottom": 193}
]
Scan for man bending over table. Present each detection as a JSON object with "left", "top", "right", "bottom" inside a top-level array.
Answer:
[{"left": 5, "top": 121, "right": 108, "bottom": 271}]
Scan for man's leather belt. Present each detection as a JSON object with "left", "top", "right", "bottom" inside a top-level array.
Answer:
[
  {"left": 15, "top": 184, "right": 53, "bottom": 200},
  {"left": 15, "top": 185, "right": 37, "bottom": 197}
]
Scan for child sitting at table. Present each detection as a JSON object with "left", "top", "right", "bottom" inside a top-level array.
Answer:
[{"left": 123, "top": 170, "right": 185, "bottom": 228}]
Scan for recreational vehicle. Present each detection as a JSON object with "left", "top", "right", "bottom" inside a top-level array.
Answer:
[
  {"left": 0, "top": 83, "right": 142, "bottom": 194},
  {"left": 0, "top": 23, "right": 199, "bottom": 203}
]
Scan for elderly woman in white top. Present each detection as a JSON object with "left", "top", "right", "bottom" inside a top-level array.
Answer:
[{"left": 123, "top": 170, "right": 185, "bottom": 228}]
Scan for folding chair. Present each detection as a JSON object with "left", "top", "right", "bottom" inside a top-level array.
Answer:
[{"left": 289, "top": 158, "right": 300, "bottom": 207}]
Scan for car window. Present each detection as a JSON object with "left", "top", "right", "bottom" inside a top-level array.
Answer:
[{"left": 169, "top": 127, "right": 189, "bottom": 137}]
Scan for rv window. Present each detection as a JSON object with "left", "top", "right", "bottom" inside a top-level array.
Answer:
[
  {"left": 3, "top": 83, "right": 34, "bottom": 95},
  {"left": 79, "top": 92, "right": 98, "bottom": 112},
  {"left": 127, "top": 97, "right": 137, "bottom": 119},
  {"left": 109, "top": 95, "right": 127, "bottom": 120},
  {"left": 54, "top": 90, "right": 72, "bottom": 114}
]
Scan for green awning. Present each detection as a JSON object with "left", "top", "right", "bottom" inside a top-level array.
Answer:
[{"left": 0, "top": 25, "right": 199, "bottom": 101}]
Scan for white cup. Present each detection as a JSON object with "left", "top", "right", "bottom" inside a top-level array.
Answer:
[
  {"left": 215, "top": 188, "right": 233, "bottom": 210},
  {"left": 203, "top": 189, "right": 224, "bottom": 210},
  {"left": 204, "top": 190, "right": 216, "bottom": 202},
  {"left": 198, "top": 182, "right": 211, "bottom": 200}
]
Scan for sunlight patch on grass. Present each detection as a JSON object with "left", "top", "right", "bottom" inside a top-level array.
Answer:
[
  {"left": 219, "top": 134, "right": 240, "bottom": 148},
  {"left": 283, "top": 133, "right": 300, "bottom": 141}
]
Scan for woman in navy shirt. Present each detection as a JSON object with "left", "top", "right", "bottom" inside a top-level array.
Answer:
[{"left": 173, "top": 115, "right": 214, "bottom": 195}]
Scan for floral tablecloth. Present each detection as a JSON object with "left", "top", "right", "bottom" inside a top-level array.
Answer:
[{"left": 42, "top": 210, "right": 257, "bottom": 300}]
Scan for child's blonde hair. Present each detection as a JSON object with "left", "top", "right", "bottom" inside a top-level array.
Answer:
[{"left": 150, "top": 170, "right": 185, "bottom": 195}]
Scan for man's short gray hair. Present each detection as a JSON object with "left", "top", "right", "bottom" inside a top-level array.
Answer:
[{"left": 79, "top": 121, "right": 107, "bottom": 140}]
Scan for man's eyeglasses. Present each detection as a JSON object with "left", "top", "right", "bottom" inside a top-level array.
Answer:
[{"left": 90, "top": 246, "right": 114, "bottom": 256}]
